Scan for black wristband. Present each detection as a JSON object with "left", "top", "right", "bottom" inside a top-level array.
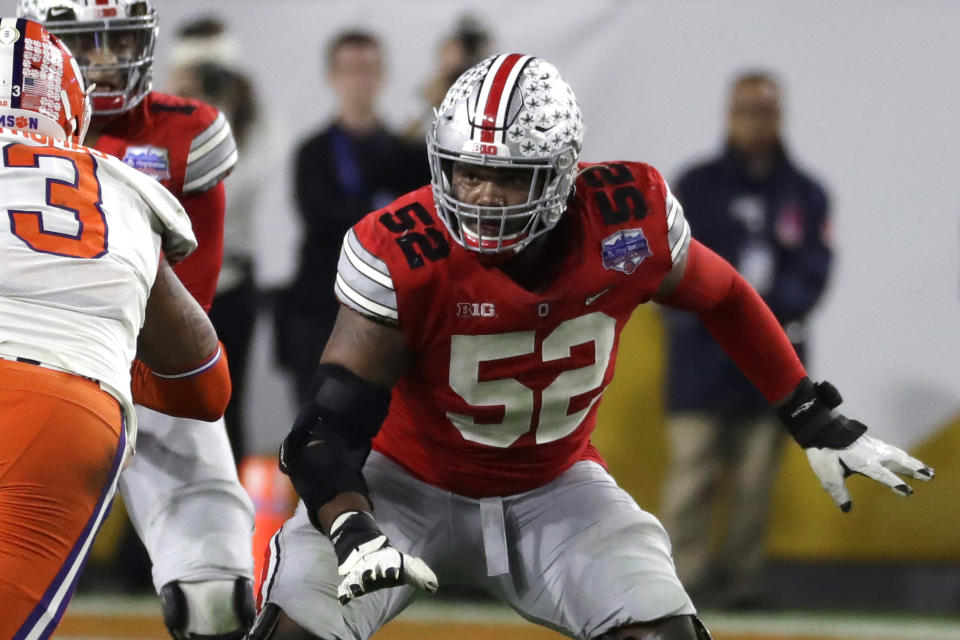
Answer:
[
  {"left": 330, "top": 511, "right": 384, "bottom": 566},
  {"left": 777, "top": 377, "right": 866, "bottom": 448}
]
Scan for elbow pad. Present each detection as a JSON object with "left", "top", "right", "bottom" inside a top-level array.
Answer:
[
  {"left": 278, "top": 363, "right": 392, "bottom": 530},
  {"left": 131, "top": 342, "right": 231, "bottom": 421}
]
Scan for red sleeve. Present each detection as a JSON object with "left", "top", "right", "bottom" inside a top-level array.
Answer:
[
  {"left": 660, "top": 239, "right": 806, "bottom": 403},
  {"left": 171, "top": 182, "right": 225, "bottom": 312}
]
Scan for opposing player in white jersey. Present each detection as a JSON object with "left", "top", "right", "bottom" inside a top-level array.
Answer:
[
  {"left": 18, "top": 3, "right": 257, "bottom": 637},
  {"left": 0, "top": 18, "right": 232, "bottom": 640},
  {"left": 252, "top": 54, "right": 933, "bottom": 640}
]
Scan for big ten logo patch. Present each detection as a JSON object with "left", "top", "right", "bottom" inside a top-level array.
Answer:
[{"left": 457, "top": 302, "right": 496, "bottom": 318}]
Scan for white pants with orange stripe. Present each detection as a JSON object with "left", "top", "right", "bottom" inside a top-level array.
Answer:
[
  {"left": 119, "top": 406, "right": 255, "bottom": 591},
  {"left": 0, "top": 359, "right": 126, "bottom": 640}
]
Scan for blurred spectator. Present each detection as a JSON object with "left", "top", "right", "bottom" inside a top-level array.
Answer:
[
  {"left": 659, "top": 70, "right": 833, "bottom": 609},
  {"left": 275, "top": 30, "right": 428, "bottom": 404},
  {"left": 402, "top": 14, "right": 492, "bottom": 143},
  {"left": 168, "top": 17, "right": 272, "bottom": 460}
]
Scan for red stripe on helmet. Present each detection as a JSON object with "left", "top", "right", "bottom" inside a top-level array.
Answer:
[
  {"left": 479, "top": 53, "right": 524, "bottom": 144},
  {"left": 21, "top": 18, "right": 44, "bottom": 41}
]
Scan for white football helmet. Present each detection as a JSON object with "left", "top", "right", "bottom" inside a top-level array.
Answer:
[
  {"left": 427, "top": 53, "right": 584, "bottom": 255},
  {"left": 0, "top": 18, "right": 91, "bottom": 143},
  {"left": 17, "top": 0, "right": 157, "bottom": 115}
]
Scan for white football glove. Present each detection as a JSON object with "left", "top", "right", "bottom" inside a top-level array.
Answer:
[
  {"left": 330, "top": 511, "right": 438, "bottom": 604},
  {"left": 806, "top": 433, "right": 934, "bottom": 512},
  {"left": 778, "top": 378, "right": 934, "bottom": 512}
]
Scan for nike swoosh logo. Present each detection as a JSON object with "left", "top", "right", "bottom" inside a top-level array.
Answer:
[
  {"left": 585, "top": 286, "right": 613, "bottom": 306},
  {"left": 790, "top": 399, "right": 816, "bottom": 418}
]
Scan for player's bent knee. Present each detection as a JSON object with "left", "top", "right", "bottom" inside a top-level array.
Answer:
[
  {"left": 598, "top": 614, "right": 711, "bottom": 640},
  {"left": 160, "top": 577, "right": 255, "bottom": 640}
]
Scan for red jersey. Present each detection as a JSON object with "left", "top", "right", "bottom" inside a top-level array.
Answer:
[
  {"left": 336, "top": 161, "right": 691, "bottom": 497},
  {"left": 91, "top": 91, "right": 238, "bottom": 309}
]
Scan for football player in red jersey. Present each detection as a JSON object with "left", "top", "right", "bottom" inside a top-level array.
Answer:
[
  {"left": 17, "top": 2, "right": 256, "bottom": 638},
  {"left": 251, "top": 55, "right": 933, "bottom": 640}
]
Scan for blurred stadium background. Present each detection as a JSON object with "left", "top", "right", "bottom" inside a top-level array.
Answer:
[{"left": 2, "top": 0, "right": 956, "bottom": 636}]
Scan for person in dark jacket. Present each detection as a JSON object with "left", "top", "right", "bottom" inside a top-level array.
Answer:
[
  {"left": 659, "top": 70, "right": 832, "bottom": 608},
  {"left": 276, "top": 30, "right": 429, "bottom": 403}
]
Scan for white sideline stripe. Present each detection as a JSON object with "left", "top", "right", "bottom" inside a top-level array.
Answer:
[{"left": 344, "top": 238, "right": 394, "bottom": 290}]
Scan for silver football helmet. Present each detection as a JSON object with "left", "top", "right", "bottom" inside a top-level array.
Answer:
[
  {"left": 427, "top": 53, "right": 584, "bottom": 255},
  {"left": 17, "top": 0, "right": 157, "bottom": 115}
]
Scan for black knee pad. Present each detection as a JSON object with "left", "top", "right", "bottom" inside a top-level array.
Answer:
[
  {"left": 160, "top": 577, "right": 255, "bottom": 640},
  {"left": 246, "top": 604, "right": 281, "bottom": 640},
  {"left": 691, "top": 615, "right": 713, "bottom": 640},
  {"left": 595, "top": 614, "right": 712, "bottom": 639}
]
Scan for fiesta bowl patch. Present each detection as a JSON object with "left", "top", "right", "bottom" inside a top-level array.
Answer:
[
  {"left": 601, "top": 229, "right": 652, "bottom": 274},
  {"left": 122, "top": 145, "right": 171, "bottom": 181}
]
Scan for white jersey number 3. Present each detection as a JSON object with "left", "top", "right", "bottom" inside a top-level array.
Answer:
[{"left": 447, "top": 312, "right": 617, "bottom": 447}]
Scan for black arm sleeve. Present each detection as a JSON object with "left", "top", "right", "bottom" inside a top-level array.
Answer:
[{"left": 279, "top": 363, "right": 392, "bottom": 530}]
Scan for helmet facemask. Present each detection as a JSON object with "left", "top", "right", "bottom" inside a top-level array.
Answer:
[
  {"left": 429, "top": 147, "right": 576, "bottom": 254},
  {"left": 20, "top": 0, "right": 157, "bottom": 115},
  {"left": 427, "top": 54, "right": 583, "bottom": 257}
]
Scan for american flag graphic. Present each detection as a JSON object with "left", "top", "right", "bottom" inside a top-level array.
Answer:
[
  {"left": 21, "top": 71, "right": 58, "bottom": 117},
  {"left": 23, "top": 75, "right": 50, "bottom": 95}
]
